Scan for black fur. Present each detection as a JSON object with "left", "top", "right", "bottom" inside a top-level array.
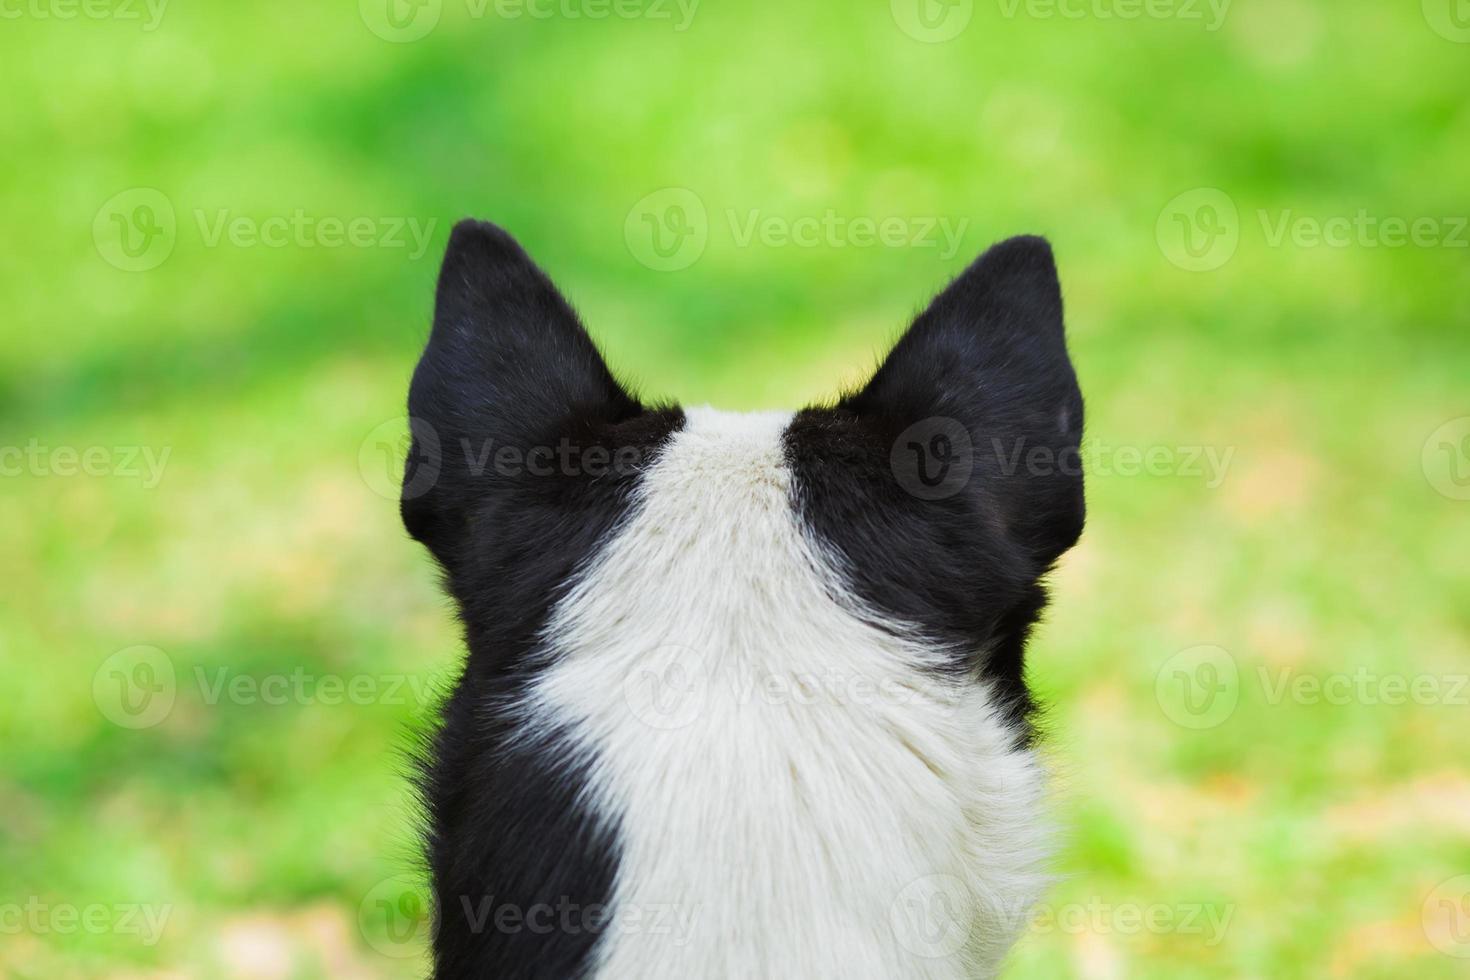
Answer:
[
  {"left": 403, "top": 220, "right": 683, "bottom": 979},
  {"left": 401, "top": 225, "right": 1082, "bottom": 976},
  {"left": 784, "top": 236, "right": 1085, "bottom": 737}
]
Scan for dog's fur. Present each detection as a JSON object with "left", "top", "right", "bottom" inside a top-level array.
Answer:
[{"left": 401, "top": 220, "right": 1084, "bottom": 979}]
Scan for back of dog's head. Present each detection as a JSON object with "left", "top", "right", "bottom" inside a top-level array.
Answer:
[{"left": 403, "top": 219, "right": 1084, "bottom": 980}]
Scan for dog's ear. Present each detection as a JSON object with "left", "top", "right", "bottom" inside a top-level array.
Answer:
[
  {"left": 785, "top": 236, "right": 1083, "bottom": 726},
  {"left": 846, "top": 235, "right": 1085, "bottom": 572},
  {"left": 401, "top": 220, "right": 643, "bottom": 572}
]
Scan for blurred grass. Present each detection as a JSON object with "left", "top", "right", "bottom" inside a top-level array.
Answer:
[{"left": 2, "top": 0, "right": 1468, "bottom": 977}]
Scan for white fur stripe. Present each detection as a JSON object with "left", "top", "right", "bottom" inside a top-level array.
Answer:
[{"left": 526, "top": 407, "right": 1050, "bottom": 979}]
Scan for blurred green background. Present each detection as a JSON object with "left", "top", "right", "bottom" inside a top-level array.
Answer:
[{"left": 3, "top": 0, "right": 1468, "bottom": 976}]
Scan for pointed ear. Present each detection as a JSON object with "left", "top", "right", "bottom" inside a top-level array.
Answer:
[
  {"left": 846, "top": 235, "right": 1085, "bottom": 570},
  {"left": 401, "top": 219, "right": 642, "bottom": 567}
]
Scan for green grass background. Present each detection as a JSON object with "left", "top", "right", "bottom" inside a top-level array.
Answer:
[{"left": 2, "top": 0, "right": 1468, "bottom": 976}]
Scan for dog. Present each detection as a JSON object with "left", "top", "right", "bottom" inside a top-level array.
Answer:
[{"left": 400, "top": 219, "right": 1084, "bottom": 979}]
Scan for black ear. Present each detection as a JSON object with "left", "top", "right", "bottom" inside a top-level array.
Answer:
[
  {"left": 401, "top": 220, "right": 644, "bottom": 571},
  {"left": 784, "top": 236, "right": 1084, "bottom": 731},
  {"left": 847, "top": 234, "right": 1085, "bottom": 570}
]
